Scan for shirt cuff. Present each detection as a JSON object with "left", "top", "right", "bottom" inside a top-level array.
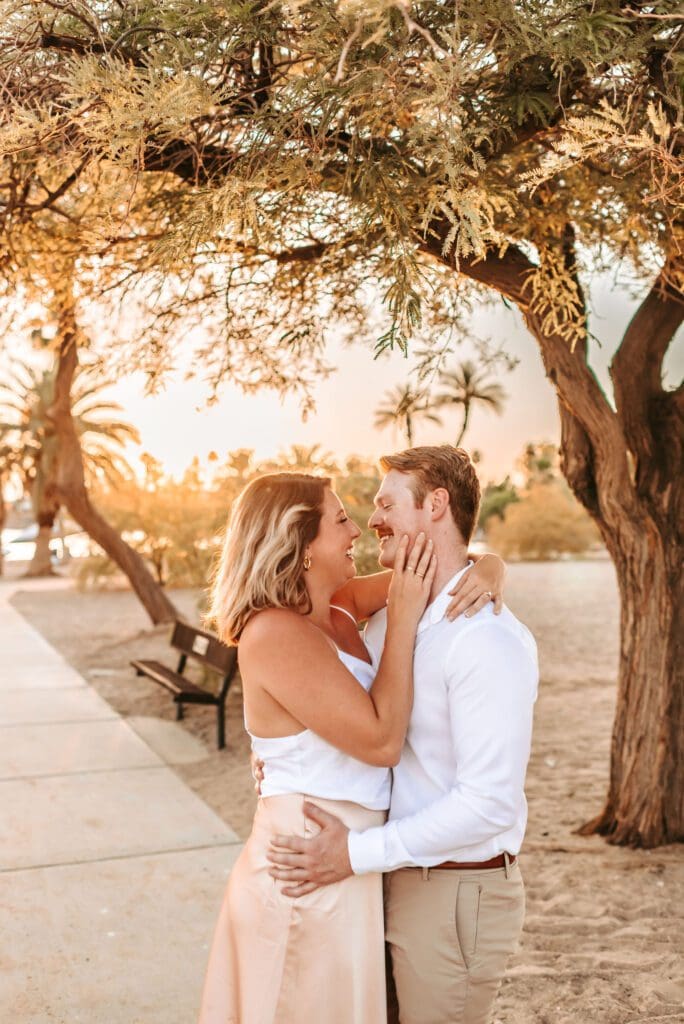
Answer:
[
  {"left": 347, "top": 825, "right": 387, "bottom": 875},
  {"left": 348, "top": 821, "right": 417, "bottom": 874}
]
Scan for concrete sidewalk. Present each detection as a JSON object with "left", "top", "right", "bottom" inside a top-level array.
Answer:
[{"left": 0, "top": 580, "right": 243, "bottom": 1024}]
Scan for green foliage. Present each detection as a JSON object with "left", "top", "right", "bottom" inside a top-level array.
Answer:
[
  {"left": 82, "top": 455, "right": 224, "bottom": 589},
  {"left": 374, "top": 383, "right": 443, "bottom": 446},
  {"left": 0, "top": 0, "right": 680, "bottom": 402},
  {"left": 0, "top": 355, "right": 139, "bottom": 529},
  {"left": 435, "top": 360, "right": 507, "bottom": 446},
  {"left": 478, "top": 476, "right": 519, "bottom": 530},
  {"left": 81, "top": 447, "right": 385, "bottom": 588},
  {"left": 517, "top": 442, "right": 560, "bottom": 487},
  {"left": 374, "top": 357, "right": 509, "bottom": 447},
  {"left": 486, "top": 481, "right": 600, "bottom": 559}
]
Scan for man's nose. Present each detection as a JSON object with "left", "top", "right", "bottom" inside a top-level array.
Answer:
[{"left": 368, "top": 509, "right": 381, "bottom": 529}]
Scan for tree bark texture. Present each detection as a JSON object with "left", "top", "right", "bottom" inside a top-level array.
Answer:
[
  {"left": 48, "top": 308, "right": 179, "bottom": 626},
  {"left": 524, "top": 282, "right": 683, "bottom": 847},
  {"left": 580, "top": 528, "right": 684, "bottom": 845},
  {"left": 423, "top": 230, "right": 684, "bottom": 847}
]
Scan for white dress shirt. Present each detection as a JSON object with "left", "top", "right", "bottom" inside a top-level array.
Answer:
[{"left": 347, "top": 564, "right": 538, "bottom": 874}]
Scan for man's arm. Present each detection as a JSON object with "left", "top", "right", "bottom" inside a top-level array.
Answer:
[
  {"left": 268, "top": 621, "right": 537, "bottom": 891},
  {"left": 349, "top": 623, "right": 538, "bottom": 874}
]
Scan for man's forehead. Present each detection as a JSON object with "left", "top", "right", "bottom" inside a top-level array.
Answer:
[{"left": 375, "top": 470, "right": 411, "bottom": 503}]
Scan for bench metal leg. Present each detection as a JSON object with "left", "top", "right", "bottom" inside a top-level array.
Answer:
[
  {"left": 176, "top": 702, "right": 184, "bottom": 721},
  {"left": 217, "top": 703, "right": 225, "bottom": 750}
]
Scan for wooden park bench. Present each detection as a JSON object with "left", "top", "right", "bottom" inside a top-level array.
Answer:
[{"left": 131, "top": 621, "right": 238, "bottom": 750}]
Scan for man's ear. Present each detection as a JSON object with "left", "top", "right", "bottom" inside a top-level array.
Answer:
[{"left": 427, "top": 488, "right": 450, "bottom": 521}]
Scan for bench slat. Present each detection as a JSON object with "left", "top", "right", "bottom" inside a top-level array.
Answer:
[
  {"left": 132, "top": 660, "right": 221, "bottom": 703},
  {"left": 131, "top": 659, "right": 187, "bottom": 694},
  {"left": 131, "top": 622, "right": 238, "bottom": 750}
]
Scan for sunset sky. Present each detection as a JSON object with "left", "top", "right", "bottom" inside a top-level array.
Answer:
[
  {"left": 3, "top": 271, "right": 683, "bottom": 485},
  {"left": 101, "top": 272, "right": 684, "bottom": 484}
]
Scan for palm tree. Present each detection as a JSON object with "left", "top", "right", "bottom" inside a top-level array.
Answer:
[
  {"left": 0, "top": 359, "right": 139, "bottom": 576},
  {"left": 263, "top": 444, "right": 340, "bottom": 475},
  {"left": 435, "top": 361, "right": 507, "bottom": 446},
  {"left": 374, "top": 384, "right": 443, "bottom": 447}
]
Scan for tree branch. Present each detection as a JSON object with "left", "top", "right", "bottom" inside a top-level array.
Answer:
[
  {"left": 610, "top": 260, "right": 684, "bottom": 502},
  {"left": 420, "top": 221, "right": 636, "bottom": 521},
  {"left": 612, "top": 262, "right": 684, "bottom": 402},
  {"left": 28, "top": 155, "right": 89, "bottom": 212},
  {"left": 558, "top": 404, "right": 602, "bottom": 520},
  {"left": 39, "top": 31, "right": 105, "bottom": 56},
  {"left": 141, "top": 137, "right": 237, "bottom": 183},
  {"left": 419, "top": 224, "right": 531, "bottom": 305}
]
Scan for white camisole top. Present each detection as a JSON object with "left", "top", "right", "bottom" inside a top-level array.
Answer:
[{"left": 246, "top": 606, "right": 391, "bottom": 811}]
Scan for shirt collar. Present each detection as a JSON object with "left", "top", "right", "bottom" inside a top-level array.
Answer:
[{"left": 417, "top": 561, "right": 474, "bottom": 634}]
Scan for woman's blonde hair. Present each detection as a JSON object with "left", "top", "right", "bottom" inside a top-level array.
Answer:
[{"left": 208, "top": 472, "right": 331, "bottom": 644}]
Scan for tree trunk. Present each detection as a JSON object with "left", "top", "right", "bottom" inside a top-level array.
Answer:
[
  {"left": 422, "top": 233, "right": 684, "bottom": 847},
  {"left": 578, "top": 522, "right": 684, "bottom": 845},
  {"left": 524, "top": 303, "right": 684, "bottom": 848},
  {"left": 60, "top": 461, "right": 178, "bottom": 623},
  {"left": 48, "top": 304, "right": 179, "bottom": 626},
  {"left": 25, "top": 521, "right": 56, "bottom": 577},
  {"left": 455, "top": 402, "right": 470, "bottom": 447}
]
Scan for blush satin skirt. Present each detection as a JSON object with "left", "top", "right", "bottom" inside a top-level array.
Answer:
[{"left": 197, "top": 794, "right": 388, "bottom": 1024}]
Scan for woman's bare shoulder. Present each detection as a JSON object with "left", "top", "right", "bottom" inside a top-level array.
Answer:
[{"left": 240, "top": 607, "right": 312, "bottom": 654}]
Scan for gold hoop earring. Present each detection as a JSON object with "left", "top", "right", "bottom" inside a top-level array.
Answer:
[{"left": 303, "top": 554, "right": 312, "bottom": 571}]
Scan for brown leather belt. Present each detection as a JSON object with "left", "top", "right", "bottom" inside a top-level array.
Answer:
[{"left": 427, "top": 853, "right": 515, "bottom": 871}]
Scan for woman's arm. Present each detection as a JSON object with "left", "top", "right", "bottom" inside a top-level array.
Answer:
[
  {"left": 334, "top": 552, "right": 507, "bottom": 623},
  {"left": 332, "top": 571, "right": 392, "bottom": 622},
  {"left": 446, "top": 553, "right": 506, "bottom": 619},
  {"left": 240, "top": 537, "right": 436, "bottom": 767}
]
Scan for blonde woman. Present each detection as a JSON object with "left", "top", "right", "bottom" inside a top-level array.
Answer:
[{"left": 198, "top": 473, "right": 503, "bottom": 1024}]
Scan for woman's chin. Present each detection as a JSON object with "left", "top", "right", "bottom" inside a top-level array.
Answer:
[{"left": 342, "top": 559, "right": 357, "bottom": 581}]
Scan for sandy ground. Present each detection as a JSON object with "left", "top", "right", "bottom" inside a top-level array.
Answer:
[{"left": 8, "top": 562, "right": 684, "bottom": 1024}]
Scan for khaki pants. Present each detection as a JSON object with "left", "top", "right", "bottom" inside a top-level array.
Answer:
[{"left": 385, "top": 861, "right": 525, "bottom": 1024}]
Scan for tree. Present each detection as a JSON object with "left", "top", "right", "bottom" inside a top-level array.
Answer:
[
  {"left": 486, "top": 481, "right": 599, "bottom": 560},
  {"left": 435, "top": 360, "right": 507, "bottom": 446},
  {"left": 1, "top": 1, "right": 682, "bottom": 844},
  {"left": 6, "top": 263, "right": 181, "bottom": 621},
  {"left": 374, "top": 384, "right": 443, "bottom": 445},
  {"left": 259, "top": 444, "right": 340, "bottom": 476},
  {"left": 518, "top": 442, "right": 561, "bottom": 487},
  {"left": 0, "top": 357, "right": 140, "bottom": 575},
  {"left": 85, "top": 455, "right": 226, "bottom": 590},
  {"left": 478, "top": 476, "right": 519, "bottom": 531},
  {"left": 49, "top": 295, "right": 179, "bottom": 622}
]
